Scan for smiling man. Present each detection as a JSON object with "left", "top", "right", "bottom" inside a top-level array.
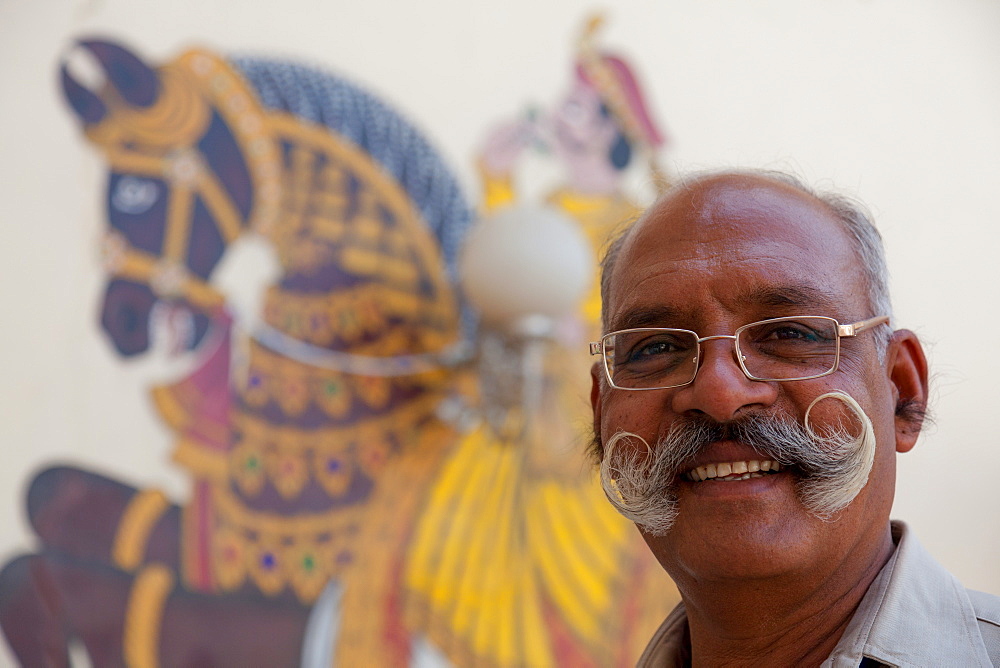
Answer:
[{"left": 589, "top": 170, "right": 1000, "bottom": 666}]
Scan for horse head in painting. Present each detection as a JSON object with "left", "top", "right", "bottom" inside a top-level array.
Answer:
[{"left": 62, "top": 39, "right": 256, "bottom": 356}]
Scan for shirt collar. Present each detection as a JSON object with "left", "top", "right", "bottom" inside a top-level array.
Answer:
[
  {"left": 639, "top": 521, "right": 992, "bottom": 667},
  {"left": 825, "top": 520, "right": 992, "bottom": 668}
]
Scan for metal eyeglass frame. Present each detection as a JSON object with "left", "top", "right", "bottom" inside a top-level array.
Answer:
[{"left": 589, "top": 315, "right": 890, "bottom": 391}]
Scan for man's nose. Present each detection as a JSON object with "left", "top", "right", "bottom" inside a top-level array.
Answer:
[{"left": 670, "top": 337, "right": 778, "bottom": 422}]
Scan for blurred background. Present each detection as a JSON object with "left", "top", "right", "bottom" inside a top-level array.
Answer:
[{"left": 1, "top": 0, "right": 999, "bottom": 665}]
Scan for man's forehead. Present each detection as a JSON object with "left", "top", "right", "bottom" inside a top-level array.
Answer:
[
  {"left": 607, "top": 174, "right": 864, "bottom": 325},
  {"left": 635, "top": 174, "right": 842, "bottom": 243}
]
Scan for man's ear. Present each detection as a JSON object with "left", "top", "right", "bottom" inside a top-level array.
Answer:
[
  {"left": 887, "top": 329, "right": 929, "bottom": 453},
  {"left": 590, "top": 361, "right": 603, "bottom": 440}
]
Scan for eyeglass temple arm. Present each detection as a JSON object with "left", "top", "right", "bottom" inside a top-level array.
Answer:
[
  {"left": 589, "top": 342, "right": 601, "bottom": 355},
  {"left": 838, "top": 315, "right": 890, "bottom": 337}
]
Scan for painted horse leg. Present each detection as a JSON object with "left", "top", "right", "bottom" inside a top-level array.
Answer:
[
  {"left": 0, "top": 551, "right": 311, "bottom": 667},
  {"left": 0, "top": 551, "right": 129, "bottom": 667},
  {"left": 28, "top": 465, "right": 181, "bottom": 571},
  {"left": 156, "top": 586, "right": 310, "bottom": 666}
]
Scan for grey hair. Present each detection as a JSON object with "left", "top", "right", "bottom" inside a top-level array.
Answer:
[{"left": 599, "top": 169, "right": 893, "bottom": 360}]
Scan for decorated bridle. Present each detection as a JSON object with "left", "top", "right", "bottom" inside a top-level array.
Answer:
[
  {"left": 100, "top": 147, "right": 236, "bottom": 312},
  {"left": 82, "top": 49, "right": 283, "bottom": 313}
]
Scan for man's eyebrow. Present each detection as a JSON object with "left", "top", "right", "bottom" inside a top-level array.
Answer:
[
  {"left": 608, "top": 286, "right": 840, "bottom": 332},
  {"left": 743, "top": 285, "right": 840, "bottom": 310},
  {"left": 610, "top": 305, "right": 683, "bottom": 331}
]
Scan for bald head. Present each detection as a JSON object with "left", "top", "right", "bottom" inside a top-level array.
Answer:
[{"left": 600, "top": 170, "right": 892, "bottom": 355}]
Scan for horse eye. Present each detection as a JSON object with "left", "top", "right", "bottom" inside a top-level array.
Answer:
[{"left": 111, "top": 176, "right": 160, "bottom": 215}]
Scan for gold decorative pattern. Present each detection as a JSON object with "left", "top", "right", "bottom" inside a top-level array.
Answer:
[
  {"left": 264, "top": 444, "right": 310, "bottom": 499},
  {"left": 227, "top": 388, "right": 447, "bottom": 500},
  {"left": 314, "top": 372, "right": 352, "bottom": 419},
  {"left": 354, "top": 375, "right": 392, "bottom": 411},
  {"left": 177, "top": 49, "right": 283, "bottom": 235},
  {"left": 162, "top": 180, "right": 195, "bottom": 263},
  {"left": 233, "top": 389, "right": 443, "bottom": 453},
  {"left": 229, "top": 440, "right": 266, "bottom": 497},
  {"left": 112, "top": 489, "right": 171, "bottom": 571},
  {"left": 313, "top": 444, "right": 355, "bottom": 497},
  {"left": 123, "top": 564, "right": 175, "bottom": 668},
  {"left": 264, "top": 114, "right": 458, "bottom": 333},
  {"left": 209, "top": 481, "right": 365, "bottom": 603},
  {"left": 261, "top": 283, "right": 454, "bottom": 349},
  {"left": 85, "top": 65, "right": 210, "bottom": 151},
  {"left": 171, "top": 437, "right": 228, "bottom": 481},
  {"left": 286, "top": 539, "right": 335, "bottom": 602},
  {"left": 204, "top": 387, "right": 451, "bottom": 603},
  {"left": 211, "top": 524, "right": 247, "bottom": 591},
  {"left": 213, "top": 475, "right": 364, "bottom": 538},
  {"left": 101, "top": 233, "right": 227, "bottom": 311},
  {"left": 239, "top": 340, "right": 451, "bottom": 419}
]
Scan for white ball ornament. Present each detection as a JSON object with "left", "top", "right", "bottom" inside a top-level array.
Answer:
[{"left": 458, "top": 205, "right": 594, "bottom": 331}]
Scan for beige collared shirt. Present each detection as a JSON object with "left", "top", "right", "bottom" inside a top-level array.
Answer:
[{"left": 637, "top": 521, "right": 1000, "bottom": 667}]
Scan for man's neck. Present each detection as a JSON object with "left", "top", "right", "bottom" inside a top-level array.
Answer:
[{"left": 678, "top": 528, "right": 895, "bottom": 667}]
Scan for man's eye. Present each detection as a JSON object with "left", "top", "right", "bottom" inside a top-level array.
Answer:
[
  {"left": 625, "top": 335, "right": 687, "bottom": 361},
  {"left": 633, "top": 342, "right": 670, "bottom": 358},
  {"left": 771, "top": 325, "right": 816, "bottom": 340},
  {"left": 749, "top": 321, "right": 833, "bottom": 344}
]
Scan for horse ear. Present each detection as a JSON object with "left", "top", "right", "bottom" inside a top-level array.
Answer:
[
  {"left": 60, "top": 63, "right": 107, "bottom": 125},
  {"left": 78, "top": 39, "right": 161, "bottom": 109}
]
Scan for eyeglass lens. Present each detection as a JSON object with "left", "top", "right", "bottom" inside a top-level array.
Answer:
[{"left": 604, "top": 317, "right": 840, "bottom": 389}]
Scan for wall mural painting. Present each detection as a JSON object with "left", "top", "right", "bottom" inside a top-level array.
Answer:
[{"left": 0, "top": 16, "right": 678, "bottom": 667}]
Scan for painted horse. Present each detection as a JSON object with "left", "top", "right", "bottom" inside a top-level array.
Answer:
[{"left": 0, "top": 38, "right": 675, "bottom": 667}]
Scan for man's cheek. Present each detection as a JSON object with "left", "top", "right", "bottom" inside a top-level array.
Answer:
[{"left": 602, "top": 402, "right": 659, "bottom": 448}]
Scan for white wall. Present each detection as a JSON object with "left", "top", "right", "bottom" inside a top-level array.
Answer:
[{"left": 1, "top": 1, "right": 999, "bottom": 662}]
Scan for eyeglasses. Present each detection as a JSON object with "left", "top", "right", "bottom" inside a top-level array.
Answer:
[{"left": 589, "top": 315, "right": 889, "bottom": 391}]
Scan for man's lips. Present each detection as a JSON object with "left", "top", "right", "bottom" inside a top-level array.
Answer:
[
  {"left": 677, "top": 440, "right": 787, "bottom": 483},
  {"left": 684, "top": 459, "right": 783, "bottom": 482}
]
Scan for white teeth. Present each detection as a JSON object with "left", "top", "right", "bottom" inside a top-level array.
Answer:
[{"left": 686, "top": 460, "right": 783, "bottom": 482}]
